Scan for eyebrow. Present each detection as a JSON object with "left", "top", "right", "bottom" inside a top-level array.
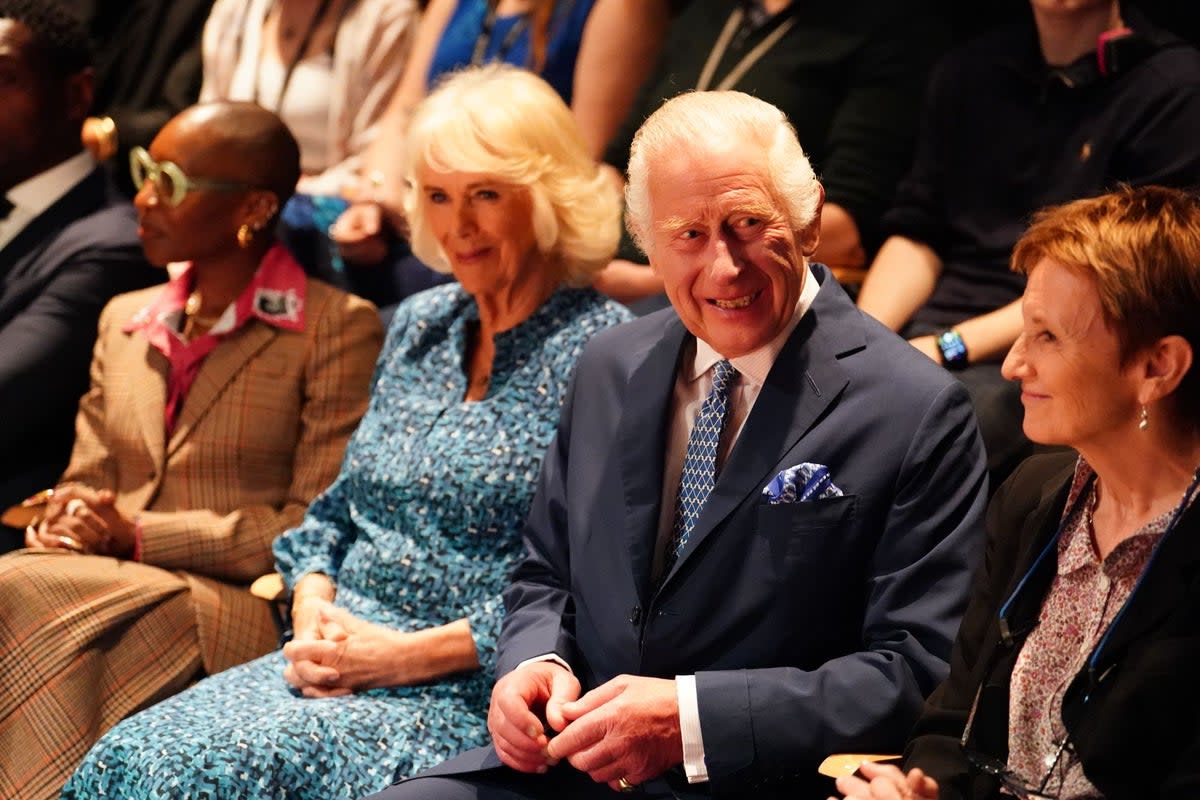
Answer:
[
  {"left": 656, "top": 215, "right": 699, "bottom": 235},
  {"left": 422, "top": 181, "right": 500, "bottom": 192},
  {"left": 655, "top": 200, "right": 781, "bottom": 234}
]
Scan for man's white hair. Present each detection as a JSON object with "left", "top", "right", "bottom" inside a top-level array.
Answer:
[{"left": 624, "top": 90, "right": 821, "bottom": 255}]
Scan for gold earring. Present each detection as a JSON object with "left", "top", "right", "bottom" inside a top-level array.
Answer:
[
  {"left": 1138, "top": 405, "right": 1149, "bottom": 431},
  {"left": 237, "top": 223, "right": 254, "bottom": 249}
]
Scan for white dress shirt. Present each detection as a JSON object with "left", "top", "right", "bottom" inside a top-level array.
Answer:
[{"left": 0, "top": 151, "right": 97, "bottom": 252}]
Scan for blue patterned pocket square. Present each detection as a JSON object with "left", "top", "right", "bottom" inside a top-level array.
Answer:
[{"left": 762, "top": 462, "right": 843, "bottom": 504}]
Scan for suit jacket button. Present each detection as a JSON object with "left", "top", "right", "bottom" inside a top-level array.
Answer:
[{"left": 628, "top": 605, "right": 642, "bottom": 625}]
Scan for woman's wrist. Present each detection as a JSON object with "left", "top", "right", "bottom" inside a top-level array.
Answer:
[
  {"left": 290, "top": 573, "right": 336, "bottom": 623},
  {"left": 395, "top": 619, "right": 480, "bottom": 685}
]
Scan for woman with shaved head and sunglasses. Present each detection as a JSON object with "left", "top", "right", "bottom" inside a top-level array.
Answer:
[{"left": 0, "top": 100, "right": 382, "bottom": 800}]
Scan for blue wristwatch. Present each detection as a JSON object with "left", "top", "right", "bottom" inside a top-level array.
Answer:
[{"left": 936, "top": 329, "right": 968, "bottom": 370}]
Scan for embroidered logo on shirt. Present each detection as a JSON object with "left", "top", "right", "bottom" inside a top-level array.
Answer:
[{"left": 254, "top": 288, "right": 301, "bottom": 322}]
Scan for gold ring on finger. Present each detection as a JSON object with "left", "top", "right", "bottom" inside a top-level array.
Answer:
[
  {"left": 57, "top": 535, "right": 85, "bottom": 553},
  {"left": 617, "top": 777, "right": 636, "bottom": 793}
]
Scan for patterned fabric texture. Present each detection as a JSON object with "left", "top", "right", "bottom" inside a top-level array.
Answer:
[
  {"left": 0, "top": 277, "right": 382, "bottom": 800},
  {"left": 665, "top": 359, "right": 736, "bottom": 568},
  {"left": 62, "top": 284, "right": 632, "bottom": 799},
  {"left": 761, "top": 462, "right": 844, "bottom": 505}
]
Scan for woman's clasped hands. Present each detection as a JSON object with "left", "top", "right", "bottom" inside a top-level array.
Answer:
[
  {"left": 23, "top": 485, "right": 136, "bottom": 557},
  {"left": 283, "top": 596, "right": 431, "bottom": 697}
]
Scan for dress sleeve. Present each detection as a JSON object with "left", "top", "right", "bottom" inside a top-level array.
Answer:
[{"left": 274, "top": 296, "right": 413, "bottom": 586}]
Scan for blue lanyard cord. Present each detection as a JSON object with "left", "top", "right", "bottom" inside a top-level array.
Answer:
[
  {"left": 997, "top": 467, "right": 1200, "bottom": 685},
  {"left": 1085, "top": 467, "right": 1200, "bottom": 688},
  {"left": 997, "top": 474, "right": 1096, "bottom": 645}
]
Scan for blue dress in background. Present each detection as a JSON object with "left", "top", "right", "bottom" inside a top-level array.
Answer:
[
  {"left": 62, "top": 284, "right": 632, "bottom": 800},
  {"left": 426, "top": 0, "right": 596, "bottom": 103}
]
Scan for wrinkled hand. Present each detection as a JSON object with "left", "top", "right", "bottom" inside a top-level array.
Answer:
[
  {"left": 25, "top": 485, "right": 134, "bottom": 557},
  {"left": 830, "top": 761, "right": 939, "bottom": 800},
  {"left": 282, "top": 603, "right": 408, "bottom": 697},
  {"left": 487, "top": 661, "right": 581, "bottom": 773},
  {"left": 547, "top": 674, "right": 682, "bottom": 791},
  {"left": 908, "top": 335, "right": 942, "bottom": 364},
  {"left": 290, "top": 594, "right": 330, "bottom": 646},
  {"left": 329, "top": 201, "right": 393, "bottom": 265}
]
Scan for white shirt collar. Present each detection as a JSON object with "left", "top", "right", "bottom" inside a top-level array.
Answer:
[
  {"left": 7, "top": 150, "right": 97, "bottom": 220},
  {"left": 690, "top": 263, "right": 819, "bottom": 387}
]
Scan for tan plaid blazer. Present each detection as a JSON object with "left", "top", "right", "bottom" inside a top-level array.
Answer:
[{"left": 60, "top": 276, "right": 382, "bottom": 673}]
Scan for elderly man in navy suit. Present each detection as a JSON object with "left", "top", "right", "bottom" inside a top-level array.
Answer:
[
  {"left": 0, "top": 0, "right": 160, "bottom": 543},
  {"left": 370, "top": 89, "right": 989, "bottom": 799}
]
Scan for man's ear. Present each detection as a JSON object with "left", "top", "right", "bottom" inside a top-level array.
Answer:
[
  {"left": 65, "top": 68, "right": 95, "bottom": 124},
  {"left": 798, "top": 184, "right": 825, "bottom": 257},
  {"left": 1137, "top": 334, "right": 1194, "bottom": 405}
]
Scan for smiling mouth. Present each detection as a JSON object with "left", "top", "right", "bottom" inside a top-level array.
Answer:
[
  {"left": 709, "top": 291, "right": 760, "bottom": 310},
  {"left": 454, "top": 247, "right": 491, "bottom": 261}
]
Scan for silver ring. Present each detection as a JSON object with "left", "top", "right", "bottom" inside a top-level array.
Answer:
[
  {"left": 66, "top": 498, "right": 86, "bottom": 517},
  {"left": 617, "top": 777, "right": 636, "bottom": 793}
]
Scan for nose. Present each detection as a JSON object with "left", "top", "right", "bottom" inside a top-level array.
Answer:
[
  {"left": 709, "top": 236, "right": 744, "bottom": 283},
  {"left": 134, "top": 180, "right": 159, "bottom": 212},
  {"left": 1001, "top": 332, "right": 1027, "bottom": 382},
  {"left": 454, "top": 201, "right": 478, "bottom": 237}
]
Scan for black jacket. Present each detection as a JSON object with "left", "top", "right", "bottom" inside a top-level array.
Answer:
[{"left": 905, "top": 451, "right": 1200, "bottom": 799}]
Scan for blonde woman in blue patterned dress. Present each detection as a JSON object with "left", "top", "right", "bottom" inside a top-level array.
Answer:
[{"left": 63, "top": 64, "right": 633, "bottom": 800}]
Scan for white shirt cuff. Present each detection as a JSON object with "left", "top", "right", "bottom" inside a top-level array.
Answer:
[
  {"left": 676, "top": 674, "right": 709, "bottom": 783},
  {"left": 516, "top": 653, "right": 573, "bottom": 674}
]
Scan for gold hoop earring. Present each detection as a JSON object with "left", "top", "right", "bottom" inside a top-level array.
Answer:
[
  {"left": 1138, "top": 405, "right": 1149, "bottom": 431},
  {"left": 237, "top": 223, "right": 254, "bottom": 249}
]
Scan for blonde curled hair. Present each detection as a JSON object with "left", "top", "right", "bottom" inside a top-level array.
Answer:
[{"left": 403, "top": 63, "right": 620, "bottom": 286}]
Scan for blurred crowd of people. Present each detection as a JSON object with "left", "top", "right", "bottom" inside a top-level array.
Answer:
[{"left": 1, "top": 0, "right": 1199, "bottom": 798}]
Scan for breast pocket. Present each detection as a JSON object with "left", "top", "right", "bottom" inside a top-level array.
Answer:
[
  {"left": 757, "top": 495, "right": 859, "bottom": 563},
  {"left": 742, "top": 496, "right": 866, "bottom": 654}
]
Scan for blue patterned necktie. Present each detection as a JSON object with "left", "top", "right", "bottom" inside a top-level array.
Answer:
[{"left": 662, "top": 359, "right": 738, "bottom": 577}]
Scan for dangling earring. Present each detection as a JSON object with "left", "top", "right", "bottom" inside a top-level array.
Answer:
[
  {"left": 237, "top": 223, "right": 254, "bottom": 249},
  {"left": 1138, "top": 405, "right": 1149, "bottom": 431}
]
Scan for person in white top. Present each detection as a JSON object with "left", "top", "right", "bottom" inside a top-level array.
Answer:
[{"left": 199, "top": 0, "right": 418, "bottom": 196}]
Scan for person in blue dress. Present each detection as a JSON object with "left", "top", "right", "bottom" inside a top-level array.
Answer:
[{"left": 62, "top": 64, "right": 633, "bottom": 800}]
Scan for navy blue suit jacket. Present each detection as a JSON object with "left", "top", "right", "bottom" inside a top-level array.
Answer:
[
  {"left": 0, "top": 167, "right": 160, "bottom": 532},
  {"left": 413, "top": 267, "right": 989, "bottom": 797}
]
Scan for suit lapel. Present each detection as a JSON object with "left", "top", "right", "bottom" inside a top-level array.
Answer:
[
  {"left": 1001, "top": 475, "right": 1078, "bottom": 639},
  {"left": 619, "top": 316, "right": 688, "bottom": 602},
  {"left": 661, "top": 271, "right": 862, "bottom": 587},
  {"left": 131, "top": 333, "right": 170, "bottom": 466},
  {"left": 0, "top": 170, "right": 107, "bottom": 321},
  {"left": 166, "top": 323, "right": 278, "bottom": 456}
]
